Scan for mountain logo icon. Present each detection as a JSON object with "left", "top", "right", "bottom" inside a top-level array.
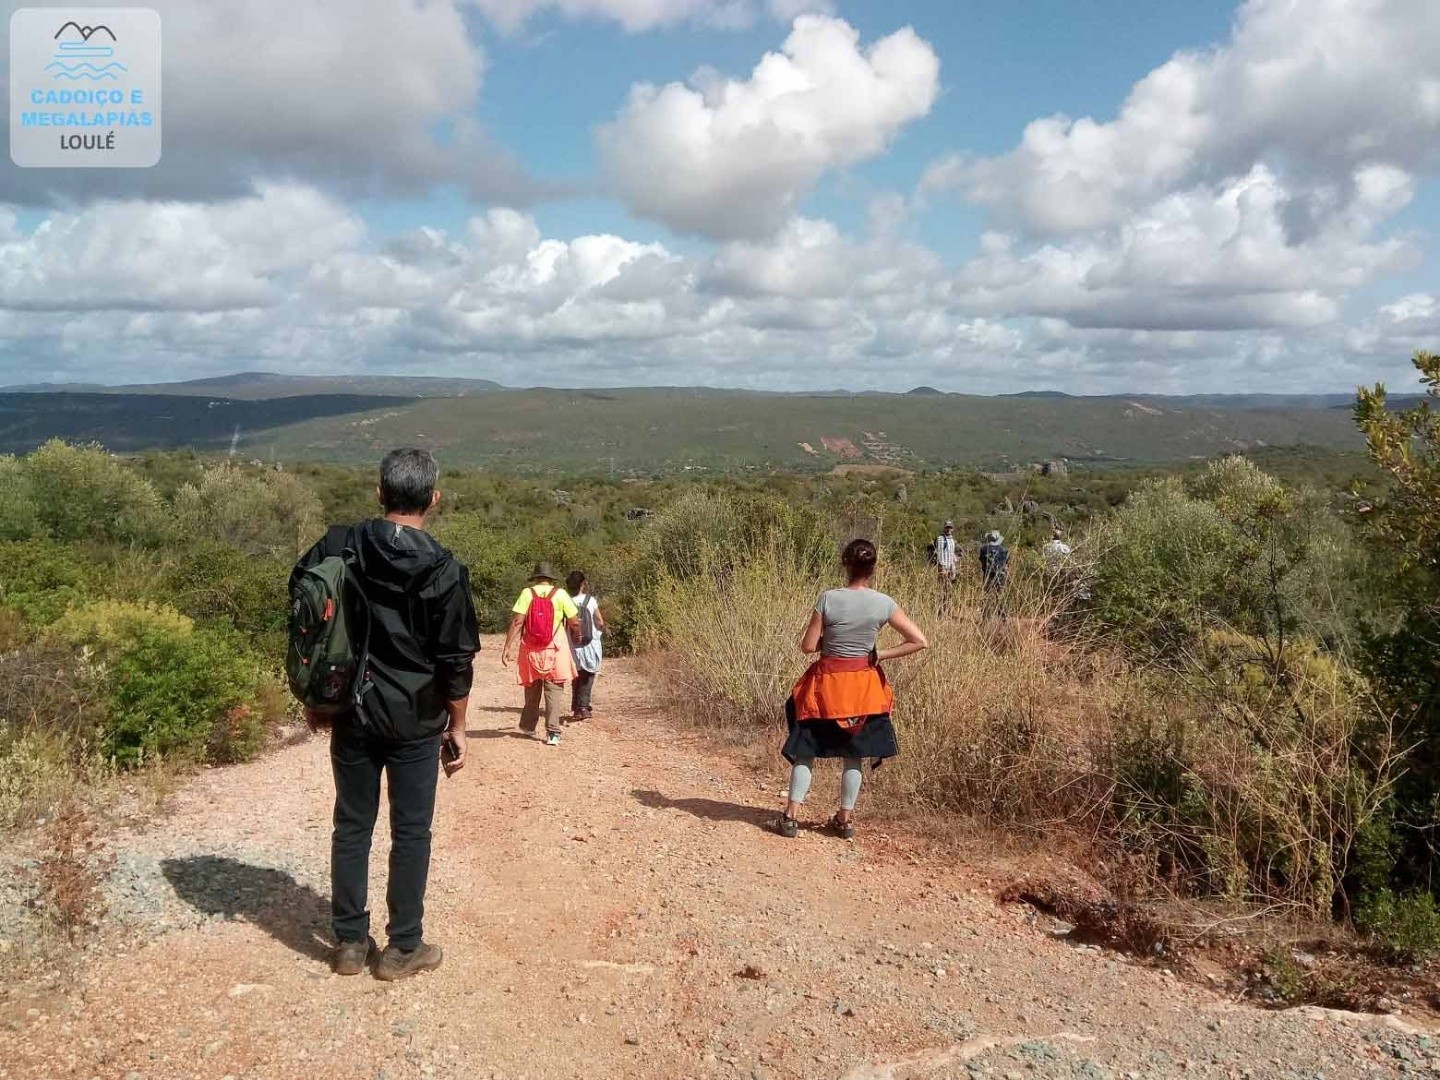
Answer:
[
  {"left": 47, "top": 22, "right": 123, "bottom": 80},
  {"left": 53, "top": 21, "right": 117, "bottom": 42}
]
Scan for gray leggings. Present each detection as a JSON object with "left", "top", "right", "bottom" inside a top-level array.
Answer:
[{"left": 787, "top": 757, "right": 864, "bottom": 811}]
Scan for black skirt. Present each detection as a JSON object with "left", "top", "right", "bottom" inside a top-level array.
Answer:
[{"left": 781, "top": 696, "right": 899, "bottom": 765}]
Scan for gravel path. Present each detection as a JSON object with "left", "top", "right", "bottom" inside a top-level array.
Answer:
[{"left": 1, "top": 638, "right": 1438, "bottom": 1079}]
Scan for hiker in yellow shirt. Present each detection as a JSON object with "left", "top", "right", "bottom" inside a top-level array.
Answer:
[{"left": 501, "top": 562, "right": 579, "bottom": 746}]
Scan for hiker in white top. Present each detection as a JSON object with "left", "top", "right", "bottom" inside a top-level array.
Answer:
[
  {"left": 934, "top": 520, "right": 958, "bottom": 582},
  {"left": 1043, "top": 525, "right": 1072, "bottom": 571},
  {"left": 566, "top": 570, "right": 606, "bottom": 721}
]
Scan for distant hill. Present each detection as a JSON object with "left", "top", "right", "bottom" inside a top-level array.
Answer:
[
  {"left": 0, "top": 374, "right": 1377, "bottom": 475},
  {"left": 246, "top": 387, "right": 1366, "bottom": 475},
  {"left": 0, "top": 392, "right": 412, "bottom": 454},
  {"left": 2, "top": 372, "right": 503, "bottom": 400}
]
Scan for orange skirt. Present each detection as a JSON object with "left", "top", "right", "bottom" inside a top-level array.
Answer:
[
  {"left": 517, "top": 627, "right": 577, "bottom": 686},
  {"left": 790, "top": 655, "right": 893, "bottom": 726}
]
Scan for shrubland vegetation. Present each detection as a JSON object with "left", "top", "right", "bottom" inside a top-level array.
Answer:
[{"left": 1, "top": 356, "right": 1435, "bottom": 969}]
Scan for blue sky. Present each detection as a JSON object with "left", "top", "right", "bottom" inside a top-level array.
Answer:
[{"left": 0, "top": 0, "right": 1436, "bottom": 393}]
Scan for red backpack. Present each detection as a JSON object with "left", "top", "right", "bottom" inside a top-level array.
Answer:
[{"left": 521, "top": 585, "right": 557, "bottom": 648}]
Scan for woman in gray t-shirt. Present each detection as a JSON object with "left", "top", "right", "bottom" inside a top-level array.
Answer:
[{"left": 778, "top": 539, "right": 928, "bottom": 840}]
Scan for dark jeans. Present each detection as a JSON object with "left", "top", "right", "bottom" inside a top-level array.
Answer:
[
  {"left": 330, "top": 723, "right": 441, "bottom": 951},
  {"left": 572, "top": 669, "right": 595, "bottom": 714}
]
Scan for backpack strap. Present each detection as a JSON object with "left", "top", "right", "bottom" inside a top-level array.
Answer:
[{"left": 341, "top": 547, "right": 376, "bottom": 720}]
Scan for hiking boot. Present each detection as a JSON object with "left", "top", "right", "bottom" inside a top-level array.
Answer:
[
  {"left": 374, "top": 942, "right": 443, "bottom": 982},
  {"left": 333, "top": 935, "right": 375, "bottom": 976},
  {"left": 546, "top": 731, "right": 561, "bottom": 746},
  {"left": 829, "top": 814, "right": 856, "bottom": 840},
  {"left": 775, "top": 815, "right": 799, "bottom": 839}
]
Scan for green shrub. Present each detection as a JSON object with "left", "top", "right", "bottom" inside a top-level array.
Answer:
[
  {"left": 161, "top": 541, "right": 290, "bottom": 650},
  {"left": 0, "top": 455, "right": 41, "bottom": 540},
  {"left": 50, "top": 599, "right": 194, "bottom": 657},
  {"left": 1090, "top": 457, "right": 1365, "bottom": 657},
  {"left": 23, "top": 441, "right": 165, "bottom": 545},
  {"left": 432, "top": 512, "right": 531, "bottom": 631},
  {"left": 101, "top": 625, "right": 265, "bottom": 768},
  {"left": 0, "top": 539, "right": 102, "bottom": 625},
  {"left": 0, "top": 730, "right": 94, "bottom": 829},
  {"left": 173, "top": 464, "right": 323, "bottom": 559},
  {"left": 640, "top": 489, "right": 834, "bottom": 587},
  {"left": 1089, "top": 478, "right": 1234, "bottom": 651},
  {"left": 1354, "top": 352, "right": 1440, "bottom": 909},
  {"left": 1356, "top": 888, "right": 1440, "bottom": 961}
]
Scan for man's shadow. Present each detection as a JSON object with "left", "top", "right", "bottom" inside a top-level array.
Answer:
[
  {"left": 632, "top": 789, "right": 774, "bottom": 832},
  {"left": 161, "top": 856, "right": 331, "bottom": 962}
]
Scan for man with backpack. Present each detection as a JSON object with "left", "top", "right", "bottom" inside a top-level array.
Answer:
[
  {"left": 978, "top": 529, "right": 1010, "bottom": 591},
  {"left": 289, "top": 448, "right": 479, "bottom": 981},
  {"left": 502, "top": 562, "right": 579, "bottom": 746}
]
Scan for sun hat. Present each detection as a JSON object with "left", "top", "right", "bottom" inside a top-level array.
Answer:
[
  {"left": 985, "top": 530, "right": 1003, "bottom": 544},
  {"left": 530, "top": 561, "right": 557, "bottom": 582}
]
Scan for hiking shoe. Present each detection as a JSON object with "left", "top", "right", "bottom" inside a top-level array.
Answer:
[
  {"left": 333, "top": 936, "right": 375, "bottom": 976},
  {"left": 775, "top": 815, "right": 799, "bottom": 839},
  {"left": 374, "top": 943, "right": 443, "bottom": 982},
  {"left": 829, "top": 814, "right": 856, "bottom": 840},
  {"left": 546, "top": 731, "right": 561, "bottom": 746}
]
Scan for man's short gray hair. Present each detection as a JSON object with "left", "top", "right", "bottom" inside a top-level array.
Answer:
[{"left": 379, "top": 448, "right": 438, "bottom": 514}]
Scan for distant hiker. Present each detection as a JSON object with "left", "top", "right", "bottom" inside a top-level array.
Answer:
[
  {"left": 290, "top": 448, "right": 479, "bottom": 981},
  {"left": 1043, "top": 525, "right": 1090, "bottom": 602},
  {"left": 978, "top": 530, "right": 1009, "bottom": 591},
  {"left": 934, "top": 520, "right": 958, "bottom": 582},
  {"left": 566, "top": 570, "right": 606, "bottom": 721},
  {"left": 776, "top": 539, "right": 928, "bottom": 840},
  {"left": 1043, "top": 526, "right": 1072, "bottom": 572},
  {"left": 502, "top": 563, "right": 578, "bottom": 746}
]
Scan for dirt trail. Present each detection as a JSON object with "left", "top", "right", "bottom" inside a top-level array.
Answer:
[{"left": 1, "top": 638, "right": 1434, "bottom": 1079}]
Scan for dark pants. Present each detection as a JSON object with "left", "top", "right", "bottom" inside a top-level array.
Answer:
[
  {"left": 572, "top": 669, "right": 595, "bottom": 714},
  {"left": 330, "top": 723, "right": 441, "bottom": 951}
]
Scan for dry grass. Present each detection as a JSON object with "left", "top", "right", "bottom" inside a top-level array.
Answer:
[
  {"left": 638, "top": 533, "right": 1400, "bottom": 916},
  {"left": 23, "top": 801, "right": 112, "bottom": 944}
]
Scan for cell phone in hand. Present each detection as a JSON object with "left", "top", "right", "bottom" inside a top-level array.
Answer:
[{"left": 441, "top": 737, "right": 461, "bottom": 777}]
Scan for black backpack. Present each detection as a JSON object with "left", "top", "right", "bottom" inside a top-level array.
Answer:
[{"left": 573, "top": 593, "right": 597, "bottom": 648}]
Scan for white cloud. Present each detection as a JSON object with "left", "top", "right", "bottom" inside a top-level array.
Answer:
[
  {"left": 0, "top": 186, "right": 1023, "bottom": 390},
  {"left": 766, "top": 0, "right": 833, "bottom": 20},
  {"left": 949, "top": 0, "right": 1440, "bottom": 236},
  {"left": 0, "top": 182, "right": 1429, "bottom": 396},
  {"left": 1345, "top": 293, "right": 1440, "bottom": 364},
  {"left": 953, "top": 165, "right": 1419, "bottom": 331},
  {"left": 597, "top": 15, "right": 940, "bottom": 239},
  {"left": 0, "top": 186, "right": 361, "bottom": 310},
  {"left": 916, "top": 0, "right": 1438, "bottom": 338},
  {"left": 0, "top": 0, "right": 536, "bottom": 205}
]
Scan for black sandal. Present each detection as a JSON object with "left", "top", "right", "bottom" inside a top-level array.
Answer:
[
  {"left": 775, "top": 815, "right": 799, "bottom": 838},
  {"left": 829, "top": 814, "right": 856, "bottom": 840}
]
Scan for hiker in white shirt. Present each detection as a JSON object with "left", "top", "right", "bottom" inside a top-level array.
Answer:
[
  {"left": 1043, "top": 526, "right": 1072, "bottom": 571},
  {"left": 566, "top": 570, "right": 605, "bottom": 721},
  {"left": 934, "top": 520, "right": 958, "bottom": 582}
]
